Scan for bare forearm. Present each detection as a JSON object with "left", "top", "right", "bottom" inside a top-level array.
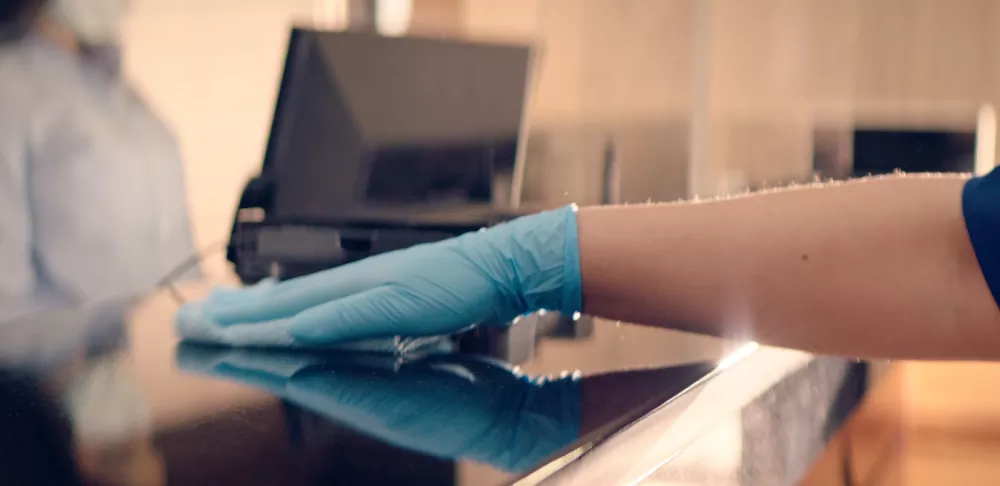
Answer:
[{"left": 578, "top": 175, "right": 1000, "bottom": 359}]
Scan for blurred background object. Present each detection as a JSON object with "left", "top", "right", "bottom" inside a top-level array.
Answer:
[{"left": 0, "top": 0, "right": 199, "bottom": 326}]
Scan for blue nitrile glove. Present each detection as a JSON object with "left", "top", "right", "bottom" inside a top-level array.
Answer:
[
  {"left": 193, "top": 205, "right": 581, "bottom": 346},
  {"left": 176, "top": 346, "right": 581, "bottom": 473}
]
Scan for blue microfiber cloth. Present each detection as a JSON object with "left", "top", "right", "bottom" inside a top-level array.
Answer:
[{"left": 175, "top": 298, "right": 449, "bottom": 355}]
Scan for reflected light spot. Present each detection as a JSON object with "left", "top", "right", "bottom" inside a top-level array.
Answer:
[{"left": 717, "top": 341, "right": 759, "bottom": 370}]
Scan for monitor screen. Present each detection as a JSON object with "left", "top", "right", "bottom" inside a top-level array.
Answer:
[{"left": 262, "top": 29, "right": 532, "bottom": 222}]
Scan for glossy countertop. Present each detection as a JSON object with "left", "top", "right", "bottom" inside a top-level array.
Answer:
[{"left": 0, "top": 282, "right": 857, "bottom": 486}]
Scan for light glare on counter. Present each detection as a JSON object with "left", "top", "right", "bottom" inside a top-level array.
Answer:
[{"left": 717, "top": 342, "right": 759, "bottom": 370}]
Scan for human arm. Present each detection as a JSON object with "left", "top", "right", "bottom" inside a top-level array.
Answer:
[
  {"left": 184, "top": 172, "right": 1000, "bottom": 360},
  {"left": 578, "top": 174, "right": 1000, "bottom": 359}
]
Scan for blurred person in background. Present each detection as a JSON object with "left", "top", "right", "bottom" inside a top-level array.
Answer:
[{"left": 0, "top": 0, "right": 198, "bottom": 323}]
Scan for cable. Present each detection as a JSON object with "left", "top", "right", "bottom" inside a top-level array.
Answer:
[
  {"left": 155, "top": 241, "right": 229, "bottom": 306},
  {"left": 0, "top": 240, "right": 229, "bottom": 327}
]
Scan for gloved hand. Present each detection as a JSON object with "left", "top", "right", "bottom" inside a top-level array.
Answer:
[
  {"left": 176, "top": 345, "right": 581, "bottom": 473},
  {"left": 187, "top": 205, "right": 581, "bottom": 346}
]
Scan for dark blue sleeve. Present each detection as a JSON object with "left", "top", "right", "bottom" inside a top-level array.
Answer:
[{"left": 963, "top": 168, "right": 1000, "bottom": 305}]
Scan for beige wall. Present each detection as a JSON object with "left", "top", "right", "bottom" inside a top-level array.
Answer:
[
  {"left": 460, "top": 0, "right": 1000, "bottom": 198},
  {"left": 700, "top": 0, "right": 1000, "bottom": 195},
  {"left": 462, "top": 0, "right": 694, "bottom": 205},
  {"left": 408, "top": 0, "right": 464, "bottom": 35}
]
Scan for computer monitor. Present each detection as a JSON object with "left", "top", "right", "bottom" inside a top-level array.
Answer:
[{"left": 261, "top": 28, "right": 533, "bottom": 223}]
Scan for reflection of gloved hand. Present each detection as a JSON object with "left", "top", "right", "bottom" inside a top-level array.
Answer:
[
  {"left": 179, "top": 206, "right": 581, "bottom": 346},
  {"left": 176, "top": 345, "right": 581, "bottom": 473}
]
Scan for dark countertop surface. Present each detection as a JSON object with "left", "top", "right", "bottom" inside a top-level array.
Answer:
[{"left": 0, "top": 282, "right": 862, "bottom": 486}]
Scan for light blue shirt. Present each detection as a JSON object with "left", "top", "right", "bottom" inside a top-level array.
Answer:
[{"left": 0, "top": 35, "right": 198, "bottom": 323}]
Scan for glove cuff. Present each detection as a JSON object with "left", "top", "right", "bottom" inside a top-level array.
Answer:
[
  {"left": 558, "top": 205, "right": 583, "bottom": 316},
  {"left": 507, "top": 205, "right": 583, "bottom": 316},
  {"left": 455, "top": 204, "right": 583, "bottom": 322}
]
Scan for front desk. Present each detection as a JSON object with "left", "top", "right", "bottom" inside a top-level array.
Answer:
[{"left": 0, "top": 282, "right": 868, "bottom": 485}]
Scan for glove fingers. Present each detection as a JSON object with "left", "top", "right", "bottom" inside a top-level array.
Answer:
[
  {"left": 288, "top": 286, "right": 424, "bottom": 345},
  {"left": 208, "top": 265, "right": 370, "bottom": 325}
]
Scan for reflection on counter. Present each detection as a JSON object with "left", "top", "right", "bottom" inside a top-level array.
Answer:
[
  {"left": 176, "top": 345, "right": 581, "bottom": 474},
  {"left": 173, "top": 344, "right": 715, "bottom": 483},
  {"left": 0, "top": 291, "right": 731, "bottom": 485}
]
